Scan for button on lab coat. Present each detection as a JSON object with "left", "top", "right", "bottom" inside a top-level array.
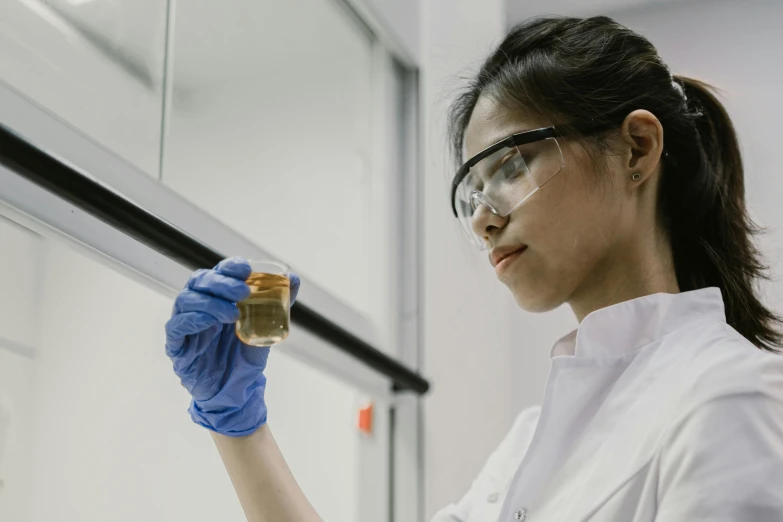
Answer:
[{"left": 431, "top": 288, "right": 783, "bottom": 521}]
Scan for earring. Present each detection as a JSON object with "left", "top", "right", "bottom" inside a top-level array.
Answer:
[{"left": 631, "top": 172, "right": 642, "bottom": 181}]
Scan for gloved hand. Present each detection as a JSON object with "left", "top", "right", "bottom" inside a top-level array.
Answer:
[{"left": 165, "top": 257, "right": 300, "bottom": 437}]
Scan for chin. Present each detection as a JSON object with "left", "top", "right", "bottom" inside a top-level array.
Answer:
[{"left": 506, "top": 278, "right": 567, "bottom": 313}]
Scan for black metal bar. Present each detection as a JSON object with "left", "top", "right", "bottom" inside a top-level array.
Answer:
[{"left": 0, "top": 124, "right": 430, "bottom": 395}]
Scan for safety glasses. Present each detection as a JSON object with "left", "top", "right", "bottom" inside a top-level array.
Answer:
[{"left": 450, "top": 122, "right": 613, "bottom": 250}]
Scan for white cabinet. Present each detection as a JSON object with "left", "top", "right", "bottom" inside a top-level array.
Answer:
[
  {"left": 161, "top": 0, "right": 377, "bottom": 319},
  {"left": 0, "top": 0, "right": 167, "bottom": 175}
]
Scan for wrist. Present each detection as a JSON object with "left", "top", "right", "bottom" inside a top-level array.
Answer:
[{"left": 188, "top": 385, "right": 267, "bottom": 437}]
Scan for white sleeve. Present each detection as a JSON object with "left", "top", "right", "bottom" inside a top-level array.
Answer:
[{"left": 656, "top": 393, "right": 783, "bottom": 521}]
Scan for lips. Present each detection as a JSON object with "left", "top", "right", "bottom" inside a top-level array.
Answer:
[{"left": 490, "top": 245, "right": 527, "bottom": 267}]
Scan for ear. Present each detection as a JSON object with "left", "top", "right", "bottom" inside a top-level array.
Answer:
[{"left": 618, "top": 109, "right": 664, "bottom": 186}]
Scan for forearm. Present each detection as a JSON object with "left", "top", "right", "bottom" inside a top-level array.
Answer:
[{"left": 211, "top": 424, "right": 323, "bottom": 522}]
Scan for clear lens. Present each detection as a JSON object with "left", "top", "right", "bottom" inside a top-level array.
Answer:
[{"left": 454, "top": 138, "right": 564, "bottom": 249}]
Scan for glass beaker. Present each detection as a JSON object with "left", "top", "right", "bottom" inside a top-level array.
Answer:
[{"left": 235, "top": 260, "right": 290, "bottom": 346}]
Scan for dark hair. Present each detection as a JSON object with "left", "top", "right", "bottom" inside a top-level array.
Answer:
[{"left": 448, "top": 16, "right": 782, "bottom": 352}]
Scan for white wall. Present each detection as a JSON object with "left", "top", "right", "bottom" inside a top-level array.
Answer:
[{"left": 419, "top": 1, "right": 527, "bottom": 518}]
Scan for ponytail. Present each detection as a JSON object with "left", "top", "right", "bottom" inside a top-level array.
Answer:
[{"left": 663, "top": 76, "right": 782, "bottom": 352}]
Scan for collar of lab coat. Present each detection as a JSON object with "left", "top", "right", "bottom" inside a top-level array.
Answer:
[
  {"left": 550, "top": 287, "right": 726, "bottom": 359},
  {"left": 502, "top": 287, "right": 740, "bottom": 521}
]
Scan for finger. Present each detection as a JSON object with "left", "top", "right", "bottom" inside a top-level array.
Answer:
[
  {"left": 188, "top": 270, "right": 250, "bottom": 303},
  {"left": 168, "top": 319, "right": 223, "bottom": 371},
  {"left": 165, "top": 311, "right": 221, "bottom": 355},
  {"left": 215, "top": 257, "right": 252, "bottom": 280},
  {"left": 289, "top": 272, "right": 301, "bottom": 305},
  {"left": 174, "top": 290, "right": 239, "bottom": 324},
  {"left": 166, "top": 310, "right": 220, "bottom": 340},
  {"left": 183, "top": 269, "right": 209, "bottom": 291}
]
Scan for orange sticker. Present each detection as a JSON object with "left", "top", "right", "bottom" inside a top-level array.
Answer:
[{"left": 358, "top": 403, "right": 373, "bottom": 435}]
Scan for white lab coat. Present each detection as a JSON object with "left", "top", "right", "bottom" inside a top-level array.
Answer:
[{"left": 432, "top": 288, "right": 783, "bottom": 522}]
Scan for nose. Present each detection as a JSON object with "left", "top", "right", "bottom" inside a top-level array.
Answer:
[{"left": 471, "top": 201, "right": 509, "bottom": 243}]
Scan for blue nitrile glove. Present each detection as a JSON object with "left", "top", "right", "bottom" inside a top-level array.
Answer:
[{"left": 165, "top": 257, "right": 300, "bottom": 437}]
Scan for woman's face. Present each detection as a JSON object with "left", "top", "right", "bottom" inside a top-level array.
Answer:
[{"left": 463, "top": 95, "right": 645, "bottom": 313}]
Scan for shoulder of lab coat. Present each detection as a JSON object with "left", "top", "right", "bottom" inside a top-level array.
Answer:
[
  {"left": 430, "top": 318, "right": 783, "bottom": 522},
  {"left": 662, "top": 319, "right": 783, "bottom": 402},
  {"left": 654, "top": 320, "right": 783, "bottom": 521},
  {"left": 429, "top": 406, "right": 540, "bottom": 522}
]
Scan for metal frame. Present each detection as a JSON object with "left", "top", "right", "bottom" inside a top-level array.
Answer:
[
  {"left": 338, "top": 0, "right": 419, "bottom": 68},
  {"left": 362, "top": 45, "right": 425, "bottom": 522},
  {"left": 390, "top": 58, "right": 425, "bottom": 522}
]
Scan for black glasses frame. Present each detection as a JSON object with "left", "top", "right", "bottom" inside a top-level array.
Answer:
[{"left": 450, "top": 122, "right": 616, "bottom": 217}]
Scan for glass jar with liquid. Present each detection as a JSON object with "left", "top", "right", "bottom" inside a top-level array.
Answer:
[{"left": 235, "top": 260, "right": 290, "bottom": 346}]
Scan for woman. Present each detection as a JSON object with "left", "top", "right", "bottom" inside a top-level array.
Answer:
[{"left": 165, "top": 16, "right": 783, "bottom": 521}]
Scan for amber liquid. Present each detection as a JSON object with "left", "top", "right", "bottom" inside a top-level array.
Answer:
[{"left": 236, "top": 272, "right": 290, "bottom": 346}]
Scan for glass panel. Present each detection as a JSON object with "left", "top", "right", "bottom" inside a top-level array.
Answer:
[
  {"left": 162, "top": 0, "right": 375, "bottom": 316},
  {"left": 0, "top": 215, "right": 387, "bottom": 522},
  {"left": 0, "top": 0, "right": 167, "bottom": 175}
]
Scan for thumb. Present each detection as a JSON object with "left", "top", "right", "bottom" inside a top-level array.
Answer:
[{"left": 289, "top": 273, "right": 301, "bottom": 305}]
